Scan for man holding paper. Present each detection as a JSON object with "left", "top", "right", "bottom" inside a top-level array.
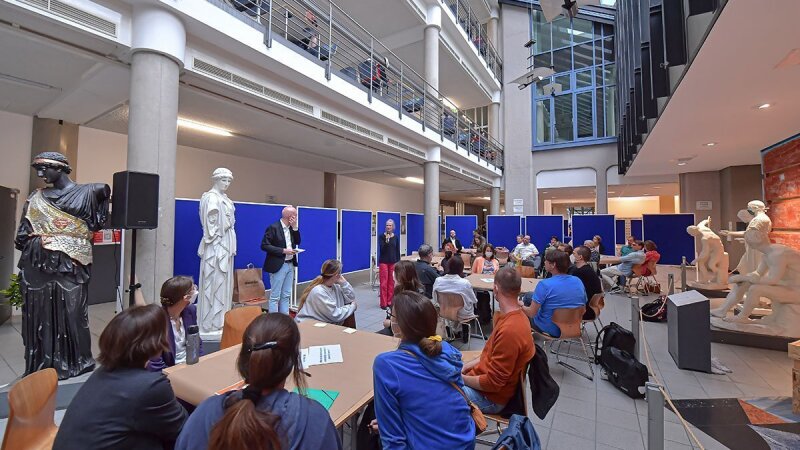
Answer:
[{"left": 261, "top": 206, "right": 302, "bottom": 314}]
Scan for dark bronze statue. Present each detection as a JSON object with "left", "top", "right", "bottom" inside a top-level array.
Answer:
[{"left": 15, "top": 152, "right": 110, "bottom": 379}]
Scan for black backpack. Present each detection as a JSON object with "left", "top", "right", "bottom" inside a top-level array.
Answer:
[
  {"left": 600, "top": 347, "right": 648, "bottom": 399},
  {"left": 593, "top": 322, "right": 636, "bottom": 363},
  {"left": 641, "top": 297, "right": 668, "bottom": 322}
]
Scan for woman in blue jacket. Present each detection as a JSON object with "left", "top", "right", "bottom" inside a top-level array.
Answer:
[
  {"left": 372, "top": 290, "right": 475, "bottom": 449},
  {"left": 147, "top": 276, "right": 203, "bottom": 371}
]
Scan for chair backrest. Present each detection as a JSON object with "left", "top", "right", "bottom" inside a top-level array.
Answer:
[
  {"left": 2, "top": 368, "right": 58, "bottom": 450},
  {"left": 220, "top": 306, "right": 264, "bottom": 350},
  {"left": 516, "top": 266, "right": 536, "bottom": 279},
  {"left": 432, "top": 251, "right": 445, "bottom": 257},
  {"left": 496, "top": 250, "right": 510, "bottom": 266},
  {"left": 631, "top": 263, "right": 644, "bottom": 277},
  {"left": 551, "top": 306, "right": 586, "bottom": 339},
  {"left": 587, "top": 293, "right": 605, "bottom": 319},
  {"left": 435, "top": 291, "right": 465, "bottom": 322},
  {"left": 460, "top": 252, "right": 472, "bottom": 268}
]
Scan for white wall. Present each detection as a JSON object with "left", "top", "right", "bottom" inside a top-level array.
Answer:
[
  {"left": 336, "top": 176, "right": 423, "bottom": 214},
  {"left": 608, "top": 196, "right": 663, "bottom": 217},
  {"left": 0, "top": 111, "right": 33, "bottom": 219}
]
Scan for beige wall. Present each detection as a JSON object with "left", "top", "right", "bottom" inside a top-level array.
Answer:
[
  {"left": 335, "top": 176, "right": 423, "bottom": 213},
  {"left": 608, "top": 196, "right": 661, "bottom": 217},
  {"left": 0, "top": 111, "right": 33, "bottom": 219}
]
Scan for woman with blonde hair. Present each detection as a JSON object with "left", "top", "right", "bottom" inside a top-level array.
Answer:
[
  {"left": 295, "top": 259, "right": 357, "bottom": 326},
  {"left": 176, "top": 314, "right": 341, "bottom": 450}
]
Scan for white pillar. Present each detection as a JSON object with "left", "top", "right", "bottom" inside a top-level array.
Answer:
[
  {"left": 126, "top": 5, "right": 185, "bottom": 302},
  {"left": 490, "top": 177, "right": 501, "bottom": 215},
  {"left": 595, "top": 167, "right": 609, "bottom": 214},
  {"left": 489, "top": 92, "right": 501, "bottom": 143},
  {"left": 425, "top": 146, "right": 441, "bottom": 247},
  {"left": 424, "top": 5, "right": 441, "bottom": 93},
  {"left": 487, "top": 14, "right": 499, "bottom": 49}
]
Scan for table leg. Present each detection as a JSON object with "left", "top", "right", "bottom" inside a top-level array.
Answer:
[{"left": 350, "top": 414, "right": 358, "bottom": 450}]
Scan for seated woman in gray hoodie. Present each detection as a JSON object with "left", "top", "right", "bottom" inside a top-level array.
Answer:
[
  {"left": 175, "top": 313, "right": 341, "bottom": 450},
  {"left": 295, "top": 259, "right": 357, "bottom": 326}
]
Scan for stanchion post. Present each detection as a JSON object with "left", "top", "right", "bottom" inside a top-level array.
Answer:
[
  {"left": 668, "top": 273, "right": 675, "bottom": 295},
  {"left": 646, "top": 382, "right": 665, "bottom": 450},
  {"left": 631, "top": 295, "right": 640, "bottom": 360},
  {"left": 680, "top": 256, "right": 687, "bottom": 292}
]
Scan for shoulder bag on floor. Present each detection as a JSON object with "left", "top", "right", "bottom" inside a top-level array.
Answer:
[
  {"left": 491, "top": 414, "right": 541, "bottom": 450},
  {"left": 593, "top": 322, "right": 636, "bottom": 364},
  {"left": 641, "top": 296, "right": 667, "bottom": 322},
  {"left": 599, "top": 347, "right": 648, "bottom": 399}
]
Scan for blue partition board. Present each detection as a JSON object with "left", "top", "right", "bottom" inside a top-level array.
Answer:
[
  {"left": 631, "top": 219, "right": 643, "bottom": 241},
  {"left": 642, "top": 214, "right": 695, "bottom": 265},
  {"left": 525, "top": 216, "right": 564, "bottom": 254},
  {"left": 297, "top": 207, "right": 338, "bottom": 283},
  {"left": 377, "top": 211, "right": 401, "bottom": 260},
  {"left": 174, "top": 199, "right": 285, "bottom": 289},
  {"left": 616, "top": 220, "right": 626, "bottom": 244},
  {"left": 341, "top": 210, "right": 371, "bottom": 273},
  {"left": 572, "top": 215, "right": 616, "bottom": 256},
  {"left": 563, "top": 220, "right": 570, "bottom": 243},
  {"left": 444, "top": 215, "right": 478, "bottom": 247},
  {"left": 486, "top": 216, "right": 522, "bottom": 251},
  {"left": 406, "top": 213, "right": 424, "bottom": 256}
]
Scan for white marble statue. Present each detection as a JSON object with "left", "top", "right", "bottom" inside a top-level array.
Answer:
[
  {"left": 710, "top": 229, "right": 800, "bottom": 337},
  {"left": 719, "top": 200, "right": 772, "bottom": 275},
  {"left": 686, "top": 217, "right": 729, "bottom": 286},
  {"left": 197, "top": 168, "right": 237, "bottom": 336}
]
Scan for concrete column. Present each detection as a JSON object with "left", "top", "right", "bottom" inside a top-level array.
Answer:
[
  {"left": 487, "top": 15, "right": 499, "bottom": 49},
  {"left": 126, "top": 5, "right": 185, "bottom": 302},
  {"left": 323, "top": 172, "right": 337, "bottom": 208},
  {"left": 488, "top": 98, "right": 501, "bottom": 143},
  {"left": 29, "top": 118, "right": 79, "bottom": 192},
  {"left": 490, "top": 177, "right": 501, "bottom": 215},
  {"left": 595, "top": 167, "right": 608, "bottom": 214},
  {"left": 424, "top": 146, "right": 441, "bottom": 247},
  {"left": 424, "top": 5, "right": 441, "bottom": 93}
]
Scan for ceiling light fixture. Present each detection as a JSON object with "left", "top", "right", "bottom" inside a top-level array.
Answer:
[
  {"left": 677, "top": 162, "right": 687, "bottom": 166},
  {"left": 479, "top": 196, "right": 490, "bottom": 200},
  {"left": 482, "top": 208, "right": 488, "bottom": 212},
  {"left": 177, "top": 118, "right": 233, "bottom": 136},
  {"left": 704, "top": 142, "right": 717, "bottom": 147},
  {"left": 404, "top": 177, "right": 424, "bottom": 184},
  {"left": 757, "top": 103, "right": 771, "bottom": 110}
]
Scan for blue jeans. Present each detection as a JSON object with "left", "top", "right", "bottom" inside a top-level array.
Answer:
[
  {"left": 463, "top": 386, "right": 505, "bottom": 414},
  {"left": 269, "top": 262, "right": 294, "bottom": 314}
]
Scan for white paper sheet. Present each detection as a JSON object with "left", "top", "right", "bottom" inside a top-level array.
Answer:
[
  {"left": 481, "top": 278, "right": 494, "bottom": 283},
  {"left": 300, "top": 344, "right": 344, "bottom": 367}
]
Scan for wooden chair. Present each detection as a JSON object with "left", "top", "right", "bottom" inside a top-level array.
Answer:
[
  {"left": 435, "top": 291, "right": 485, "bottom": 349},
  {"left": 583, "top": 293, "right": 605, "bottom": 351},
  {"left": 476, "top": 364, "right": 530, "bottom": 446},
  {"left": 516, "top": 265, "right": 536, "bottom": 279},
  {"left": 2, "top": 368, "right": 59, "bottom": 450},
  {"left": 496, "top": 249, "right": 510, "bottom": 267},
  {"left": 533, "top": 306, "right": 594, "bottom": 380},
  {"left": 220, "top": 305, "right": 264, "bottom": 350},
  {"left": 460, "top": 252, "right": 472, "bottom": 269}
]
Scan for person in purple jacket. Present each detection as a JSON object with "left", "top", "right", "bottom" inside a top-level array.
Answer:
[{"left": 148, "top": 276, "right": 204, "bottom": 371}]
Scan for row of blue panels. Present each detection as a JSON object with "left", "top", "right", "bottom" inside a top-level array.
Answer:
[{"left": 173, "top": 199, "right": 695, "bottom": 288}]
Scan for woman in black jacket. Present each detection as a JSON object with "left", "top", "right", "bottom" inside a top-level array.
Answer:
[
  {"left": 54, "top": 305, "right": 187, "bottom": 450},
  {"left": 378, "top": 218, "right": 401, "bottom": 308}
]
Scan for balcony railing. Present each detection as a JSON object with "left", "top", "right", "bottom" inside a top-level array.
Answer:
[
  {"left": 214, "top": 0, "right": 503, "bottom": 169},
  {"left": 444, "top": 0, "right": 503, "bottom": 81}
]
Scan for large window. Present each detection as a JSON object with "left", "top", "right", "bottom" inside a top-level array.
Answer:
[{"left": 530, "top": 11, "right": 617, "bottom": 148}]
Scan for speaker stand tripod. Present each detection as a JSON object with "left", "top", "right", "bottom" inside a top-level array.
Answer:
[{"left": 128, "top": 229, "right": 141, "bottom": 307}]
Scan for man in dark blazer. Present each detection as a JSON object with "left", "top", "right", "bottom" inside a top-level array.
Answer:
[
  {"left": 261, "top": 206, "right": 301, "bottom": 314},
  {"left": 442, "top": 229, "right": 463, "bottom": 253}
]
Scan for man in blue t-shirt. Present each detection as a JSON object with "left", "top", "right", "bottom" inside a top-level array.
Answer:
[{"left": 520, "top": 250, "right": 586, "bottom": 337}]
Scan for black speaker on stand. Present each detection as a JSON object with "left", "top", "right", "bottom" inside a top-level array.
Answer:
[{"left": 111, "top": 171, "right": 159, "bottom": 307}]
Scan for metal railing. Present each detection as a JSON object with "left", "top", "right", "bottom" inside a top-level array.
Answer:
[
  {"left": 215, "top": 0, "right": 504, "bottom": 169},
  {"left": 443, "top": 0, "right": 503, "bottom": 81}
]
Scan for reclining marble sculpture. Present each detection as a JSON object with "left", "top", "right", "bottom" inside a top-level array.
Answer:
[
  {"left": 687, "top": 217, "right": 729, "bottom": 288},
  {"left": 711, "top": 229, "right": 800, "bottom": 338}
]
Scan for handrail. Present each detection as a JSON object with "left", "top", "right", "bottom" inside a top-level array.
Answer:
[
  {"left": 443, "top": 0, "right": 503, "bottom": 81},
  {"left": 216, "top": 0, "right": 504, "bottom": 169}
]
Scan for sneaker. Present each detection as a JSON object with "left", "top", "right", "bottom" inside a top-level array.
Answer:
[
  {"left": 461, "top": 324, "right": 471, "bottom": 343},
  {"left": 608, "top": 286, "right": 624, "bottom": 294}
]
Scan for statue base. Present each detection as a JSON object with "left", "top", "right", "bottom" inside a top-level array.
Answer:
[
  {"left": 199, "top": 330, "right": 223, "bottom": 342},
  {"left": 687, "top": 280, "right": 730, "bottom": 298},
  {"left": 710, "top": 320, "right": 796, "bottom": 351},
  {"left": 711, "top": 312, "right": 800, "bottom": 340}
]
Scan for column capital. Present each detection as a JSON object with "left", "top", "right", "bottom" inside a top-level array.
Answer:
[
  {"left": 427, "top": 146, "right": 441, "bottom": 162},
  {"left": 493, "top": 176, "right": 502, "bottom": 188},
  {"left": 426, "top": 4, "right": 442, "bottom": 30},
  {"left": 491, "top": 91, "right": 501, "bottom": 104},
  {"left": 131, "top": 5, "right": 186, "bottom": 67}
]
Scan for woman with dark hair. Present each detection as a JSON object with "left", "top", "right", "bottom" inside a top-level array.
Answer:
[
  {"left": 176, "top": 314, "right": 341, "bottom": 450},
  {"left": 471, "top": 243, "right": 499, "bottom": 324},
  {"left": 295, "top": 259, "right": 357, "bottom": 326},
  {"left": 148, "top": 276, "right": 204, "bottom": 371},
  {"left": 378, "top": 260, "right": 425, "bottom": 336},
  {"left": 54, "top": 305, "right": 187, "bottom": 450},
  {"left": 372, "top": 291, "right": 474, "bottom": 449},
  {"left": 433, "top": 256, "right": 479, "bottom": 341},
  {"left": 642, "top": 240, "right": 661, "bottom": 277},
  {"left": 440, "top": 241, "right": 457, "bottom": 274}
]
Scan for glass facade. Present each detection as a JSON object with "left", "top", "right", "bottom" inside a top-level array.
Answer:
[{"left": 531, "top": 11, "right": 617, "bottom": 148}]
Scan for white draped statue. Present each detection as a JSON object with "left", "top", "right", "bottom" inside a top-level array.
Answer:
[
  {"left": 719, "top": 200, "right": 772, "bottom": 274},
  {"left": 197, "top": 168, "right": 237, "bottom": 335},
  {"left": 686, "top": 217, "right": 729, "bottom": 286}
]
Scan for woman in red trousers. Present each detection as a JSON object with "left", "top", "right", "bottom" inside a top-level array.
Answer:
[{"left": 378, "top": 219, "right": 401, "bottom": 308}]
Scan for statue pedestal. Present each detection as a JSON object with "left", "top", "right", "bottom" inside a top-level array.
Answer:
[
  {"left": 789, "top": 340, "right": 800, "bottom": 414},
  {"left": 200, "top": 330, "right": 222, "bottom": 342},
  {"left": 687, "top": 280, "right": 730, "bottom": 298},
  {"left": 710, "top": 321, "right": 796, "bottom": 351}
]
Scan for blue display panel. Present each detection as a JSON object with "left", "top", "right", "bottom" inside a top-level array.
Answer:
[
  {"left": 406, "top": 213, "right": 425, "bottom": 256},
  {"left": 297, "top": 207, "right": 338, "bottom": 283},
  {"left": 486, "top": 216, "right": 523, "bottom": 251},
  {"left": 340, "top": 210, "right": 371, "bottom": 273},
  {"left": 572, "top": 214, "right": 616, "bottom": 256},
  {"left": 174, "top": 199, "right": 285, "bottom": 289},
  {"left": 642, "top": 214, "right": 695, "bottom": 265},
  {"left": 525, "top": 216, "right": 564, "bottom": 254},
  {"left": 631, "top": 219, "right": 643, "bottom": 241},
  {"left": 376, "top": 211, "right": 401, "bottom": 261},
  {"left": 563, "top": 219, "right": 571, "bottom": 243},
  {"left": 616, "top": 219, "right": 626, "bottom": 245},
  {"left": 444, "top": 215, "right": 478, "bottom": 248}
]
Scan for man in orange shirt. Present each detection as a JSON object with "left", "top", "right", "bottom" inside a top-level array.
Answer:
[{"left": 461, "top": 267, "right": 535, "bottom": 413}]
